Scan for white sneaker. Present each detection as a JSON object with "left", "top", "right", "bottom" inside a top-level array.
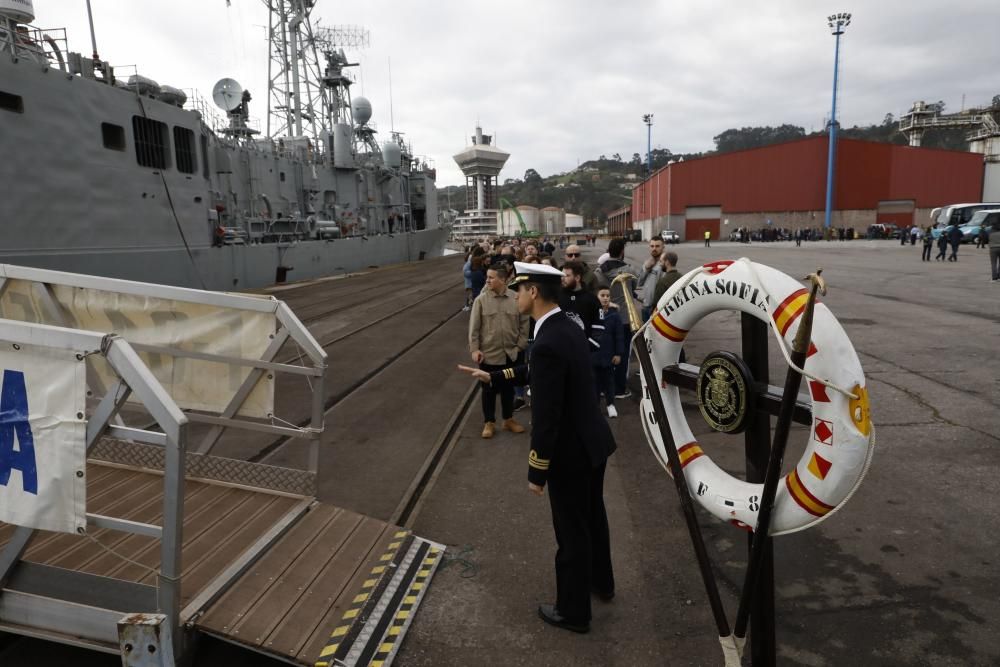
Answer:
[{"left": 607, "top": 405, "right": 618, "bottom": 418}]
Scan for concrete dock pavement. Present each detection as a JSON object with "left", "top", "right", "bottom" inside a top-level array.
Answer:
[
  {"left": 1, "top": 241, "right": 997, "bottom": 665},
  {"left": 400, "top": 238, "right": 1000, "bottom": 666}
]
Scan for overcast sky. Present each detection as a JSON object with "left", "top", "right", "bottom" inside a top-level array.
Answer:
[{"left": 44, "top": 0, "right": 1000, "bottom": 185}]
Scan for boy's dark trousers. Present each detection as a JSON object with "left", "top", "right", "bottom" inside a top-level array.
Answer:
[
  {"left": 480, "top": 356, "right": 515, "bottom": 422},
  {"left": 593, "top": 364, "right": 615, "bottom": 408}
]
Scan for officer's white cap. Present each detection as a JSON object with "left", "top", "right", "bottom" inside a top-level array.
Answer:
[{"left": 508, "top": 261, "right": 563, "bottom": 289}]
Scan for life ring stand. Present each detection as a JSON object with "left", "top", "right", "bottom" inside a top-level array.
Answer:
[{"left": 639, "top": 258, "right": 874, "bottom": 536}]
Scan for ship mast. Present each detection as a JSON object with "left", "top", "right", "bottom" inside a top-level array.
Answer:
[{"left": 263, "top": 1, "right": 369, "bottom": 142}]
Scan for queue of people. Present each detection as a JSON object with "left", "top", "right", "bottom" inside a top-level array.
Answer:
[{"left": 457, "top": 234, "right": 690, "bottom": 637}]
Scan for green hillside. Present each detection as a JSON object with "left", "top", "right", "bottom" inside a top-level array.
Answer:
[{"left": 438, "top": 113, "right": 970, "bottom": 226}]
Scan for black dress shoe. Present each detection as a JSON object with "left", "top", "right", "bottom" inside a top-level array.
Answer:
[
  {"left": 591, "top": 587, "right": 615, "bottom": 602},
  {"left": 537, "top": 604, "right": 590, "bottom": 634}
]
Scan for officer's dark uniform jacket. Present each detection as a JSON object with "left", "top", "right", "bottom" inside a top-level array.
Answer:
[{"left": 490, "top": 309, "right": 616, "bottom": 486}]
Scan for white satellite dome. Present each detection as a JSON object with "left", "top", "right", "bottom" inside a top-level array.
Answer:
[
  {"left": 0, "top": 0, "right": 35, "bottom": 23},
  {"left": 351, "top": 97, "right": 372, "bottom": 125}
]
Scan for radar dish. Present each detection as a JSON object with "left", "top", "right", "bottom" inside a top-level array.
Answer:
[
  {"left": 212, "top": 78, "right": 244, "bottom": 112},
  {"left": 351, "top": 96, "right": 372, "bottom": 125}
]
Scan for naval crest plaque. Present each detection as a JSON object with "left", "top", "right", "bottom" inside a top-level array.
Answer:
[{"left": 696, "top": 351, "right": 755, "bottom": 434}]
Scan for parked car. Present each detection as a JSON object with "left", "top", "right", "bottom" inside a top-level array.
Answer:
[
  {"left": 871, "top": 223, "right": 900, "bottom": 239},
  {"left": 662, "top": 230, "right": 680, "bottom": 244},
  {"left": 961, "top": 210, "right": 1000, "bottom": 242}
]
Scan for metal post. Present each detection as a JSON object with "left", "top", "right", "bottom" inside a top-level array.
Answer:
[
  {"left": 741, "top": 314, "right": 776, "bottom": 667},
  {"left": 735, "top": 272, "right": 826, "bottom": 642},
  {"left": 85, "top": 0, "right": 100, "bottom": 60},
  {"left": 644, "top": 114, "right": 653, "bottom": 177},
  {"left": 823, "top": 13, "right": 851, "bottom": 229},
  {"left": 159, "top": 425, "right": 186, "bottom": 655}
]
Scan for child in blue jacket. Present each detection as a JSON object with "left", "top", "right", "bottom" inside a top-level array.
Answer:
[{"left": 592, "top": 287, "right": 625, "bottom": 418}]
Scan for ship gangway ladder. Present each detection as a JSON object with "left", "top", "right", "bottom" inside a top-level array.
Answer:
[{"left": 0, "top": 265, "right": 444, "bottom": 666}]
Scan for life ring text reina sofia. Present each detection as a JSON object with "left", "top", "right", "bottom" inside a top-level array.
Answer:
[{"left": 640, "top": 259, "right": 874, "bottom": 536}]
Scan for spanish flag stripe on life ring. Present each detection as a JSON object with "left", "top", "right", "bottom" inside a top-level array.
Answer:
[
  {"left": 785, "top": 469, "right": 834, "bottom": 517},
  {"left": 772, "top": 289, "right": 810, "bottom": 337},
  {"left": 651, "top": 313, "right": 688, "bottom": 342},
  {"left": 677, "top": 442, "right": 704, "bottom": 468}
]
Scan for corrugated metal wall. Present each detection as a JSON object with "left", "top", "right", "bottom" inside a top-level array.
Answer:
[{"left": 631, "top": 136, "right": 985, "bottom": 220}]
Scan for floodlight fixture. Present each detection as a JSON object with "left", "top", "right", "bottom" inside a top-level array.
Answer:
[{"left": 828, "top": 12, "right": 851, "bottom": 34}]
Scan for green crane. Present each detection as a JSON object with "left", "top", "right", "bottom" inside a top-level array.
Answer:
[{"left": 498, "top": 198, "right": 541, "bottom": 238}]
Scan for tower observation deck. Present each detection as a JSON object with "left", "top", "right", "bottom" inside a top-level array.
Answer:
[{"left": 451, "top": 126, "right": 510, "bottom": 239}]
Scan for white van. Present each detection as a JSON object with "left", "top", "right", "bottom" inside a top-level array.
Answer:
[{"left": 936, "top": 203, "right": 1000, "bottom": 226}]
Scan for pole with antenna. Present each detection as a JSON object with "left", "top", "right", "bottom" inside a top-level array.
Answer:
[
  {"left": 388, "top": 57, "right": 395, "bottom": 132},
  {"left": 85, "top": 0, "right": 100, "bottom": 60}
]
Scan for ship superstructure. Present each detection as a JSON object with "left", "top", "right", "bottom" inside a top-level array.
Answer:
[{"left": 0, "top": 0, "right": 446, "bottom": 290}]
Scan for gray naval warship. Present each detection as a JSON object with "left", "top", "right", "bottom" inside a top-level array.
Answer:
[{"left": 0, "top": 0, "right": 446, "bottom": 290}]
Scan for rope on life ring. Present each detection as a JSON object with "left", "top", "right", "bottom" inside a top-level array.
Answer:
[{"left": 638, "top": 258, "right": 875, "bottom": 536}]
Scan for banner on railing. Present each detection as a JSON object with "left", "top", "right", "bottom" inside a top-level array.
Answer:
[
  {"left": 0, "top": 344, "right": 86, "bottom": 534},
  {"left": 0, "top": 281, "right": 275, "bottom": 418}
]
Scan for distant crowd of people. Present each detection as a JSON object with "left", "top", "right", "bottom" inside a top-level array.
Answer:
[{"left": 461, "top": 234, "right": 690, "bottom": 431}]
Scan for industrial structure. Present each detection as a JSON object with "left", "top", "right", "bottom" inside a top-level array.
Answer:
[
  {"left": 451, "top": 126, "right": 509, "bottom": 239},
  {"left": 607, "top": 205, "right": 633, "bottom": 236},
  {"left": 899, "top": 97, "right": 1000, "bottom": 200},
  {"left": 497, "top": 206, "right": 584, "bottom": 236},
  {"left": 630, "top": 136, "right": 985, "bottom": 241}
]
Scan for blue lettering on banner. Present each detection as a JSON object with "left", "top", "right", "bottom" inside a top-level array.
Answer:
[{"left": 0, "top": 370, "right": 38, "bottom": 494}]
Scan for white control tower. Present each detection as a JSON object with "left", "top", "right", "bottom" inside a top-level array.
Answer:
[{"left": 451, "top": 126, "right": 510, "bottom": 239}]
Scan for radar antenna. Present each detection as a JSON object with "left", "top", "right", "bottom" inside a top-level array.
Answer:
[
  {"left": 213, "top": 77, "right": 257, "bottom": 140},
  {"left": 212, "top": 77, "right": 244, "bottom": 112},
  {"left": 264, "top": 1, "right": 371, "bottom": 140}
]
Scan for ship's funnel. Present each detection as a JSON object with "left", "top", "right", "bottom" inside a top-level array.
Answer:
[{"left": 0, "top": 0, "right": 34, "bottom": 23}]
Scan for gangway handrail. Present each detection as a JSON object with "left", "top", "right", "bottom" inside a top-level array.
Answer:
[
  {"left": 0, "top": 318, "right": 189, "bottom": 655},
  {"left": 0, "top": 263, "right": 327, "bottom": 491}
]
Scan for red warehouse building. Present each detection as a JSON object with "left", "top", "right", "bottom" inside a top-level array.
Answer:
[{"left": 631, "top": 136, "right": 985, "bottom": 241}]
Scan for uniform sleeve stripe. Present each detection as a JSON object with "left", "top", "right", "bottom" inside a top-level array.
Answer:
[{"left": 528, "top": 450, "right": 550, "bottom": 470}]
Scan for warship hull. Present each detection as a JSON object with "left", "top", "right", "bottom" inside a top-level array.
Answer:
[
  {"left": 0, "top": 10, "right": 446, "bottom": 291},
  {"left": 0, "top": 229, "right": 449, "bottom": 290}
]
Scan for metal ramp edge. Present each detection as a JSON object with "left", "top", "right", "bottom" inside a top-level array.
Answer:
[
  {"left": 188, "top": 498, "right": 445, "bottom": 667},
  {"left": 314, "top": 535, "right": 444, "bottom": 667}
]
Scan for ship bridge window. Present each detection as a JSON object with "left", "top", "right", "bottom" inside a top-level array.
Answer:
[
  {"left": 102, "top": 123, "right": 126, "bottom": 151},
  {"left": 132, "top": 115, "right": 170, "bottom": 169},
  {"left": 173, "top": 126, "right": 197, "bottom": 174},
  {"left": 0, "top": 91, "right": 24, "bottom": 114}
]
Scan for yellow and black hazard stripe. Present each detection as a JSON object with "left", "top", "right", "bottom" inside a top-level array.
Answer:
[
  {"left": 363, "top": 544, "right": 443, "bottom": 667},
  {"left": 315, "top": 530, "right": 413, "bottom": 667},
  {"left": 650, "top": 312, "right": 688, "bottom": 342}
]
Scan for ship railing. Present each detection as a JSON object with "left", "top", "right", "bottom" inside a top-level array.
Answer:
[
  {"left": 0, "top": 264, "right": 327, "bottom": 495},
  {"left": 0, "top": 318, "right": 193, "bottom": 653},
  {"left": 0, "top": 23, "right": 68, "bottom": 69}
]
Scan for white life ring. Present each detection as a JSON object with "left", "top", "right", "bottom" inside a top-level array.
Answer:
[{"left": 639, "top": 259, "right": 874, "bottom": 536}]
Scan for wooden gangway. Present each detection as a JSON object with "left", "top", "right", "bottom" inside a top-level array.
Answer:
[
  {"left": 0, "top": 455, "right": 443, "bottom": 665},
  {"left": 0, "top": 265, "right": 444, "bottom": 666}
]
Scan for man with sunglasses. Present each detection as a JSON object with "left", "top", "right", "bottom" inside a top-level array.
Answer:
[{"left": 563, "top": 244, "right": 597, "bottom": 293}]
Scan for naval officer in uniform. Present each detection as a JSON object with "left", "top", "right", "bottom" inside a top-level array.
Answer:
[{"left": 459, "top": 261, "right": 616, "bottom": 634}]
